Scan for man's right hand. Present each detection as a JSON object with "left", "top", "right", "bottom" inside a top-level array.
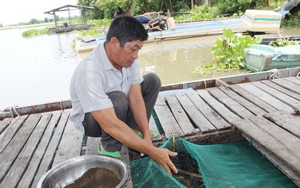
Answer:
[{"left": 149, "top": 147, "right": 178, "bottom": 175}]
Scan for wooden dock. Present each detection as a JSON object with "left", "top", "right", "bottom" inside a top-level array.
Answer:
[{"left": 1, "top": 75, "right": 300, "bottom": 187}]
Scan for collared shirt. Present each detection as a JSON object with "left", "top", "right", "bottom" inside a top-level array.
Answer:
[{"left": 69, "top": 44, "right": 143, "bottom": 130}]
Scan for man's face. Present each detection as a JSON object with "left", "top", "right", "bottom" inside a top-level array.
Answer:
[{"left": 111, "top": 38, "right": 143, "bottom": 70}]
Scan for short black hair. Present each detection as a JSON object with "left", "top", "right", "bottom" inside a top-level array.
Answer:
[{"left": 105, "top": 15, "right": 148, "bottom": 47}]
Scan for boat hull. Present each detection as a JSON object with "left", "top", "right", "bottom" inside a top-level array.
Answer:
[{"left": 245, "top": 44, "right": 300, "bottom": 72}]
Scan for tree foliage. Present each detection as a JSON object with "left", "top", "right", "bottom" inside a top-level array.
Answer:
[
  {"left": 90, "top": 0, "right": 197, "bottom": 19},
  {"left": 217, "top": 0, "right": 253, "bottom": 15},
  {"left": 194, "top": 28, "right": 262, "bottom": 74}
]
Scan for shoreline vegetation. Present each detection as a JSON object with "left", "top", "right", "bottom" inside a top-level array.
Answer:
[{"left": 3, "top": 0, "right": 298, "bottom": 38}]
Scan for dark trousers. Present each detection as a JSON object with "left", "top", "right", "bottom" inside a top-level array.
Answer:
[{"left": 82, "top": 73, "right": 161, "bottom": 152}]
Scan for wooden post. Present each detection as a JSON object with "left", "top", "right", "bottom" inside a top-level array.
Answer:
[
  {"left": 53, "top": 12, "right": 57, "bottom": 28},
  {"left": 68, "top": 6, "right": 71, "bottom": 25},
  {"left": 82, "top": 10, "right": 87, "bottom": 24}
]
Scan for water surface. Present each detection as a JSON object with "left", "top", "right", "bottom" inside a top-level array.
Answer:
[{"left": 0, "top": 27, "right": 298, "bottom": 110}]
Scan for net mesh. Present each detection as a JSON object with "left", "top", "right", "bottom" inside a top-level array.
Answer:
[{"left": 130, "top": 137, "right": 297, "bottom": 188}]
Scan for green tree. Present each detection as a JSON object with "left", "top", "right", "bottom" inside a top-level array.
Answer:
[
  {"left": 29, "top": 18, "right": 38, "bottom": 24},
  {"left": 94, "top": 0, "right": 133, "bottom": 18},
  {"left": 217, "top": 0, "right": 252, "bottom": 15},
  {"left": 92, "top": 0, "right": 192, "bottom": 18},
  {"left": 78, "top": 0, "right": 104, "bottom": 19},
  {"left": 131, "top": 0, "right": 161, "bottom": 15}
]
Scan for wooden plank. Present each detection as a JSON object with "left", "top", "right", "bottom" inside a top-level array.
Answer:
[
  {"left": 32, "top": 111, "right": 69, "bottom": 188},
  {"left": 272, "top": 78, "right": 300, "bottom": 94},
  {"left": 252, "top": 81, "right": 300, "bottom": 108},
  {"left": 85, "top": 137, "right": 100, "bottom": 155},
  {"left": 0, "top": 115, "right": 28, "bottom": 153},
  {"left": 1, "top": 118, "right": 12, "bottom": 123},
  {"left": 219, "top": 86, "right": 267, "bottom": 116},
  {"left": 149, "top": 116, "right": 162, "bottom": 141},
  {"left": 0, "top": 121, "right": 9, "bottom": 134},
  {"left": 261, "top": 80, "right": 300, "bottom": 101},
  {"left": 0, "top": 114, "right": 41, "bottom": 182},
  {"left": 285, "top": 77, "right": 300, "bottom": 85},
  {"left": 263, "top": 111, "right": 300, "bottom": 139},
  {"left": 175, "top": 92, "right": 216, "bottom": 133},
  {"left": 120, "top": 145, "right": 133, "bottom": 188},
  {"left": 154, "top": 95, "right": 184, "bottom": 138},
  {"left": 52, "top": 116, "right": 84, "bottom": 167},
  {"left": 238, "top": 82, "right": 294, "bottom": 112},
  {"left": 230, "top": 85, "right": 277, "bottom": 113},
  {"left": 165, "top": 94, "right": 196, "bottom": 135},
  {"left": 0, "top": 113, "right": 52, "bottom": 188},
  {"left": 249, "top": 116, "right": 300, "bottom": 160},
  {"left": 207, "top": 87, "right": 255, "bottom": 119},
  {"left": 197, "top": 90, "right": 241, "bottom": 123},
  {"left": 241, "top": 133, "right": 300, "bottom": 187},
  {"left": 186, "top": 90, "right": 231, "bottom": 130},
  {"left": 18, "top": 111, "right": 61, "bottom": 188},
  {"left": 233, "top": 118, "right": 300, "bottom": 175}
]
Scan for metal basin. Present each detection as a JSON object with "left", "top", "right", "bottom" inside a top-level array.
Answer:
[{"left": 37, "top": 155, "right": 128, "bottom": 188}]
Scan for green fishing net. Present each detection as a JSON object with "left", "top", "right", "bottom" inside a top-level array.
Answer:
[{"left": 130, "top": 137, "right": 296, "bottom": 188}]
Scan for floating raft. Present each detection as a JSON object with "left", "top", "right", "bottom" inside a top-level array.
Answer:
[{"left": 1, "top": 68, "right": 300, "bottom": 187}]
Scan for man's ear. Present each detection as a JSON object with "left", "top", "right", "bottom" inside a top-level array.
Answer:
[{"left": 110, "top": 37, "right": 120, "bottom": 47}]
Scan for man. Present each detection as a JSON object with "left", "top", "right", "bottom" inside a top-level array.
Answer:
[{"left": 69, "top": 15, "right": 177, "bottom": 175}]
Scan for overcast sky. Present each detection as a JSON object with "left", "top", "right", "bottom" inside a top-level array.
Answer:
[{"left": 0, "top": 0, "right": 79, "bottom": 25}]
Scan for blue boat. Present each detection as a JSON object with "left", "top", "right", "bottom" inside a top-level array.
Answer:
[{"left": 245, "top": 44, "right": 300, "bottom": 72}]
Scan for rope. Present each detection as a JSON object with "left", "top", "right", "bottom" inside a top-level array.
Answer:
[
  {"left": 60, "top": 101, "right": 65, "bottom": 112},
  {"left": 9, "top": 106, "right": 20, "bottom": 118},
  {"left": 269, "top": 69, "right": 279, "bottom": 80}
]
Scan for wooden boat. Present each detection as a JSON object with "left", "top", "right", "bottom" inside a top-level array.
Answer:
[
  {"left": 75, "top": 18, "right": 248, "bottom": 53},
  {"left": 245, "top": 44, "right": 300, "bottom": 72},
  {"left": 1, "top": 67, "right": 300, "bottom": 187}
]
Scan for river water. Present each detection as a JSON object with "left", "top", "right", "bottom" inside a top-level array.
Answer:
[{"left": 0, "top": 27, "right": 299, "bottom": 110}]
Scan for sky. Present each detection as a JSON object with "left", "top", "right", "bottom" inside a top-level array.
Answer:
[{"left": 0, "top": 0, "right": 79, "bottom": 25}]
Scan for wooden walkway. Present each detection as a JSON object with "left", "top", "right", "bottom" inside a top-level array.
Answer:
[{"left": 1, "top": 76, "right": 300, "bottom": 187}]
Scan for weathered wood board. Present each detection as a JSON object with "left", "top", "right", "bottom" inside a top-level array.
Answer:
[
  {"left": 232, "top": 112, "right": 300, "bottom": 186},
  {"left": 154, "top": 95, "right": 184, "bottom": 137},
  {"left": 230, "top": 84, "right": 277, "bottom": 113},
  {"left": 207, "top": 87, "right": 255, "bottom": 119},
  {"left": 165, "top": 94, "right": 196, "bottom": 135},
  {"left": 175, "top": 92, "right": 215, "bottom": 133},
  {"left": 237, "top": 82, "right": 294, "bottom": 112},
  {"left": 197, "top": 89, "right": 241, "bottom": 123},
  {"left": 218, "top": 86, "right": 267, "bottom": 116},
  {"left": 186, "top": 90, "right": 231, "bottom": 130},
  {"left": 1, "top": 77, "right": 300, "bottom": 188}
]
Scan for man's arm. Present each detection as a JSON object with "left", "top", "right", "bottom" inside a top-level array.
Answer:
[
  {"left": 127, "top": 84, "right": 152, "bottom": 141},
  {"left": 91, "top": 108, "right": 178, "bottom": 175}
]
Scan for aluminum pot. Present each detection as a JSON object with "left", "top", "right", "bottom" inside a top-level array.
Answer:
[{"left": 37, "top": 155, "right": 128, "bottom": 188}]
